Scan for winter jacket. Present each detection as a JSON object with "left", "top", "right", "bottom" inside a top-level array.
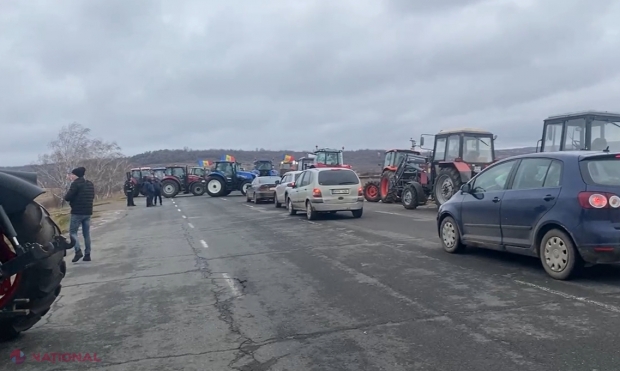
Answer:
[
  {"left": 123, "top": 180, "right": 134, "bottom": 194},
  {"left": 64, "top": 177, "right": 95, "bottom": 215},
  {"left": 142, "top": 182, "right": 155, "bottom": 195},
  {"left": 153, "top": 180, "right": 162, "bottom": 194}
]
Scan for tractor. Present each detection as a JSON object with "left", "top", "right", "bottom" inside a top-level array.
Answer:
[
  {"left": 188, "top": 166, "right": 207, "bottom": 178},
  {"left": 309, "top": 146, "right": 352, "bottom": 169},
  {"left": 297, "top": 156, "right": 315, "bottom": 170},
  {"left": 251, "top": 159, "right": 279, "bottom": 176},
  {"left": 205, "top": 161, "right": 256, "bottom": 197},
  {"left": 364, "top": 139, "right": 427, "bottom": 203},
  {"left": 537, "top": 111, "right": 620, "bottom": 153},
  {"left": 279, "top": 160, "right": 297, "bottom": 176},
  {"left": 421, "top": 128, "right": 497, "bottom": 206},
  {"left": 160, "top": 165, "right": 206, "bottom": 198},
  {"left": 129, "top": 167, "right": 151, "bottom": 197},
  {"left": 151, "top": 167, "right": 166, "bottom": 179}
]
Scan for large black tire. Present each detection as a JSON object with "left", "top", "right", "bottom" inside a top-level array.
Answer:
[
  {"left": 190, "top": 182, "right": 205, "bottom": 196},
  {"left": 434, "top": 167, "right": 462, "bottom": 207},
  {"left": 380, "top": 171, "right": 398, "bottom": 203},
  {"left": 402, "top": 182, "right": 428, "bottom": 210},
  {"left": 240, "top": 180, "right": 252, "bottom": 196},
  {"left": 161, "top": 180, "right": 180, "bottom": 198},
  {"left": 0, "top": 202, "right": 66, "bottom": 341},
  {"left": 206, "top": 176, "right": 227, "bottom": 197},
  {"left": 363, "top": 181, "right": 381, "bottom": 202}
]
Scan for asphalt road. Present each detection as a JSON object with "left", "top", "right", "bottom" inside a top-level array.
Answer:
[{"left": 3, "top": 194, "right": 620, "bottom": 370}]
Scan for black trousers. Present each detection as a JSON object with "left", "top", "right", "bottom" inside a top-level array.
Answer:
[
  {"left": 126, "top": 192, "right": 135, "bottom": 206},
  {"left": 154, "top": 192, "right": 162, "bottom": 205},
  {"left": 146, "top": 193, "right": 154, "bottom": 206}
]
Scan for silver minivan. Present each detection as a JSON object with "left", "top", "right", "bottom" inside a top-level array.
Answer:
[{"left": 286, "top": 168, "right": 364, "bottom": 220}]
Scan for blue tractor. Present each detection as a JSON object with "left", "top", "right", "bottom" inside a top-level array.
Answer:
[
  {"left": 205, "top": 161, "right": 255, "bottom": 197},
  {"left": 251, "top": 159, "right": 279, "bottom": 177}
]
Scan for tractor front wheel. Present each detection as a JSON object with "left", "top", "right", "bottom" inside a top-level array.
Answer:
[
  {"left": 434, "top": 167, "right": 462, "bottom": 206},
  {"left": 190, "top": 182, "right": 205, "bottom": 196},
  {"left": 240, "top": 181, "right": 252, "bottom": 196},
  {"left": 161, "top": 180, "right": 180, "bottom": 198},
  {"left": 363, "top": 181, "right": 381, "bottom": 202},
  {"left": 206, "top": 177, "right": 227, "bottom": 197}
]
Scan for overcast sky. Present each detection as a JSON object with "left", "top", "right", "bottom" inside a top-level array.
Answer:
[{"left": 1, "top": 0, "right": 619, "bottom": 165}]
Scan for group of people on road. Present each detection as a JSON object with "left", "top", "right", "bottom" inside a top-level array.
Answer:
[{"left": 123, "top": 175, "right": 163, "bottom": 207}]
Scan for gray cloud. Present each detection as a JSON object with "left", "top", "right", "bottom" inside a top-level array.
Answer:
[{"left": 1, "top": 0, "right": 619, "bottom": 165}]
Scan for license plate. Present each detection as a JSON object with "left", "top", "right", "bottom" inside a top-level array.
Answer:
[
  {"left": 473, "top": 166, "right": 481, "bottom": 172},
  {"left": 332, "top": 189, "right": 349, "bottom": 194}
]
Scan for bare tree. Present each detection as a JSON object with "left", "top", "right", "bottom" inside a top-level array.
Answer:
[{"left": 37, "top": 123, "right": 127, "bottom": 206}]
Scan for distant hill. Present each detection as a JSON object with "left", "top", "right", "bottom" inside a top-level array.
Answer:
[{"left": 1, "top": 146, "right": 539, "bottom": 176}]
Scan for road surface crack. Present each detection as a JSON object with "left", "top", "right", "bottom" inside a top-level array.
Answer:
[{"left": 96, "top": 347, "right": 240, "bottom": 367}]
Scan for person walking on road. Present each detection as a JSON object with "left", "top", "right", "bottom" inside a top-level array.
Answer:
[
  {"left": 124, "top": 176, "right": 136, "bottom": 207},
  {"left": 143, "top": 178, "right": 155, "bottom": 207},
  {"left": 64, "top": 166, "right": 95, "bottom": 263},
  {"left": 153, "top": 177, "right": 163, "bottom": 206}
]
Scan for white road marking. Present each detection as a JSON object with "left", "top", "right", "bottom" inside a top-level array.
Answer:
[
  {"left": 222, "top": 273, "right": 243, "bottom": 296},
  {"left": 188, "top": 223, "right": 194, "bottom": 228},
  {"left": 243, "top": 204, "right": 254, "bottom": 208},
  {"left": 200, "top": 239, "right": 208, "bottom": 248},
  {"left": 177, "top": 209, "right": 181, "bottom": 212},
  {"left": 374, "top": 210, "right": 407, "bottom": 216},
  {"left": 221, "top": 198, "right": 228, "bottom": 201},
  {"left": 514, "top": 280, "right": 620, "bottom": 313},
  {"left": 306, "top": 220, "right": 318, "bottom": 224},
  {"left": 182, "top": 215, "right": 187, "bottom": 219}
]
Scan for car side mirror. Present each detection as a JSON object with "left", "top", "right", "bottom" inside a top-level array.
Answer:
[
  {"left": 460, "top": 183, "right": 471, "bottom": 193},
  {"left": 275, "top": 180, "right": 280, "bottom": 185}
]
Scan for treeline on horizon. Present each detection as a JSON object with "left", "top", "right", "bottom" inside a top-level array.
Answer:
[{"left": 4, "top": 146, "right": 537, "bottom": 175}]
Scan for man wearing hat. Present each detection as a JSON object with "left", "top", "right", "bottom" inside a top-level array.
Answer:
[{"left": 64, "top": 166, "right": 95, "bottom": 262}]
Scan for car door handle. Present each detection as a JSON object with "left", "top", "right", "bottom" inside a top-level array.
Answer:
[
  {"left": 492, "top": 197, "right": 500, "bottom": 203},
  {"left": 543, "top": 195, "right": 555, "bottom": 201}
]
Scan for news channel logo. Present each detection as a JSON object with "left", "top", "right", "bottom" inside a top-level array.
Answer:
[{"left": 10, "top": 349, "right": 26, "bottom": 364}]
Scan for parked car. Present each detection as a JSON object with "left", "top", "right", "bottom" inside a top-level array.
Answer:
[
  {"left": 437, "top": 151, "right": 620, "bottom": 280},
  {"left": 246, "top": 176, "right": 281, "bottom": 203},
  {"left": 274, "top": 170, "right": 302, "bottom": 208},
  {"left": 286, "top": 168, "right": 364, "bottom": 220}
]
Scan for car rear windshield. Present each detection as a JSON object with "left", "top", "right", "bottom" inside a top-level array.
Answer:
[
  {"left": 580, "top": 158, "right": 620, "bottom": 186},
  {"left": 318, "top": 170, "right": 359, "bottom": 185}
]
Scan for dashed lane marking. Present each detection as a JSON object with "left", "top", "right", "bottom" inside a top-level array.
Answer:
[
  {"left": 200, "top": 240, "right": 208, "bottom": 248},
  {"left": 177, "top": 209, "right": 181, "bottom": 212},
  {"left": 221, "top": 198, "right": 228, "bottom": 201},
  {"left": 182, "top": 215, "right": 187, "bottom": 219},
  {"left": 188, "top": 223, "right": 194, "bottom": 228},
  {"left": 222, "top": 273, "right": 242, "bottom": 296},
  {"left": 514, "top": 280, "right": 620, "bottom": 313}
]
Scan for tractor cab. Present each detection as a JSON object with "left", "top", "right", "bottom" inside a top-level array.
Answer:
[
  {"left": 310, "top": 147, "right": 352, "bottom": 169},
  {"left": 298, "top": 157, "right": 314, "bottom": 170},
  {"left": 188, "top": 167, "right": 206, "bottom": 178},
  {"left": 383, "top": 149, "right": 425, "bottom": 172},
  {"left": 537, "top": 111, "right": 620, "bottom": 153},
  {"left": 151, "top": 167, "right": 166, "bottom": 179},
  {"left": 420, "top": 128, "right": 497, "bottom": 206},
  {"left": 279, "top": 160, "right": 297, "bottom": 176},
  {"left": 130, "top": 167, "right": 151, "bottom": 182},
  {"left": 252, "top": 160, "right": 278, "bottom": 176}
]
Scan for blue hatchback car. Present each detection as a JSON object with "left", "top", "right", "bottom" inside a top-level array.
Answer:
[{"left": 437, "top": 151, "right": 620, "bottom": 280}]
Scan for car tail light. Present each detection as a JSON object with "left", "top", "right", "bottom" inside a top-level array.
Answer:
[
  {"left": 312, "top": 188, "right": 322, "bottom": 197},
  {"left": 358, "top": 187, "right": 363, "bottom": 196},
  {"left": 578, "top": 192, "right": 620, "bottom": 209}
]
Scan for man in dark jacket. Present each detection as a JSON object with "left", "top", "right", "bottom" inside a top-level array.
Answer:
[
  {"left": 153, "top": 177, "right": 162, "bottom": 206},
  {"left": 143, "top": 178, "right": 155, "bottom": 207},
  {"left": 124, "top": 177, "right": 136, "bottom": 207},
  {"left": 64, "top": 167, "right": 95, "bottom": 262}
]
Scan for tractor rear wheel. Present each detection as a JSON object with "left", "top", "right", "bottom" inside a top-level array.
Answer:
[
  {"left": 206, "top": 177, "right": 227, "bottom": 197},
  {"left": 0, "top": 202, "right": 66, "bottom": 341},
  {"left": 190, "top": 182, "right": 205, "bottom": 196},
  {"left": 434, "top": 167, "right": 462, "bottom": 206},
  {"left": 161, "top": 180, "right": 180, "bottom": 198},
  {"left": 363, "top": 181, "right": 381, "bottom": 202},
  {"left": 380, "top": 171, "right": 397, "bottom": 203}
]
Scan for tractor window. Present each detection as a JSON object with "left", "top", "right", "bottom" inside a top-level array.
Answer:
[
  {"left": 434, "top": 138, "right": 446, "bottom": 161},
  {"left": 172, "top": 168, "right": 185, "bottom": 178},
  {"left": 384, "top": 152, "right": 393, "bottom": 168},
  {"left": 543, "top": 122, "right": 562, "bottom": 151},
  {"left": 131, "top": 170, "right": 141, "bottom": 179},
  {"left": 315, "top": 152, "right": 326, "bottom": 164},
  {"left": 563, "top": 118, "right": 586, "bottom": 151},
  {"left": 591, "top": 120, "right": 620, "bottom": 152},
  {"left": 394, "top": 152, "right": 408, "bottom": 167},
  {"left": 193, "top": 168, "right": 205, "bottom": 177},
  {"left": 463, "top": 136, "right": 493, "bottom": 163},
  {"left": 215, "top": 162, "right": 234, "bottom": 176},
  {"left": 255, "top": 162, "right": 272, "bottom": 171},
  {"left": 325, "top": 152, "right": 340, "bottom": 165},
  {"left": 445, "top": 135, "right": 460, "bottom": 161}
]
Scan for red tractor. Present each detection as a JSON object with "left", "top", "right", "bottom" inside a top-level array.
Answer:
[
  {"left": 307, "top": 147, "right": 352, "bottom": 169},
  {"left": 128, "top": 167, "right": 152, "bottom": 197},
  {"left": 364, "top": 145, "right": 429, "bottom": 203},
  {"left": 421, "top": 128, "right": 497, "bottom": 206},
  {"left": 160, "top": 165, "right": 206, "bottom": 198}
]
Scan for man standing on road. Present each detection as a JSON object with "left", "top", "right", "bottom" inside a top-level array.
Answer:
[
  {"left": 143, "top": 178, "right": 155, "bottom": 207},
  {"left": 64, "top": 167, "right": 95, "bottom": 263},
  {"left": 153, "top": 177, "right": 163, "bottom": 206},
  {"left": 124, "top": 175, "right": 136, "bottom": 207}
]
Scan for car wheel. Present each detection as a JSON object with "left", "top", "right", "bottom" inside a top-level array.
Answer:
[
  {"left": 287, "top": 198, "right": 297, "bottom": 215},
  {"left": 540, "top": 229, "right": 583, "bottom": 280},
  {"left": 306, "top": 201, "right": 317, "bottom": 220},
  {"left": 351, "top": 209, "right": 363, "bottom": 218},
  {"left": 440, "top": 216, "right": 464, "bottom": 253}
]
